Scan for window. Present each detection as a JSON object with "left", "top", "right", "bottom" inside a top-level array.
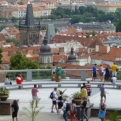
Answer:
[
  {"left": 40, "top": 58, "right": 42, "bottom": 63},
  {"left": 47, "top": 58, "right": 50, "bottom": 63}
]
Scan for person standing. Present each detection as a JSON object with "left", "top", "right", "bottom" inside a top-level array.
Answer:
[
  {"left": 92, "top": 64, "right": 97, "bottom": 81},
  {"left": 80, "top": 97, "right": 89, "bottom": 121},
  {"left": 104, "top": 66, "right": 110, "bottom": 82},
  {"left": 99, "top": 65, "right": 104, "bottom": 82},
  {"left": 11, "top": 100, "right": 19, "bottom": 121},
  {"left": 51, "top": 64, "right": 56, "bottom": 81},
  {"left": 31, "top": 85, "right": 39, "bottom": 108},
  {"left": 81, "top": 85, "right": 88, "bottom": 99},
  {"left": 100, "top": 83, "right": 108, "bottom": 103},
  {"left": 111, "top": 63, "right": 118, "bottom": 76},
  {"left": 51, "top": 88, "right": 58, "bottom": 113},
  {"left": 99, "top": 99, "right": 106, "bottom": 121},
  {"left": 62, "top": 99, "right": 68, "bottom": 121},
  {"left": 58, "top": 91, "right": 63, "bottom": 112},
  {"left": 111, "top": 75, "right": 117, "bottom": 88},
  {"left": 86, "top": 81, "right": 92, "bottom": 102},
  {"left": 5, "top": 75, "right": 11, "bottom": 85}
]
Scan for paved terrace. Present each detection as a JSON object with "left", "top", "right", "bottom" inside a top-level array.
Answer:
[{"left": 0, "top": 86, "right": 121, "bottom": 121}]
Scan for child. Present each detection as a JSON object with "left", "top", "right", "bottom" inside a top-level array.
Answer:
[{"left": 11, "top": 100, "right": 19, "bottom": 121}]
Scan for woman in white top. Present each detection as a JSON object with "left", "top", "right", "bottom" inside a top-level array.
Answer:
[
  {"left": 51, "top": 64, "right": 56, "bottom": 74},
  {"left": 5, "top": 75, "right": 11, "bottom": 85}
]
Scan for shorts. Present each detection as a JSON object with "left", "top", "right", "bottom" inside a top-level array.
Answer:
[
  {"left": 112, "top": 72, "right": 117, "bottom": 76},
  {"left": 93, "top": 72, "right": 97, "bottom": 77},
  {"left": 32, "top": 96, "right": 39, "bottom": 101},
  {"left": 12, "top": 112, "right": 18, "bottom": 118},
  {"left": 88, "top": 91, "right": 91, "bottom": 96},
  {"left": 101, "top": 94, "right": 106, "bottom": 99},
  {"left": 52, "top": 100, "right": 57, "bottom": 105}
]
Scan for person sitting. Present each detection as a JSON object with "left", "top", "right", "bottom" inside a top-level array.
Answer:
[
  {"left": 15, "top": 74, "right": 22, "bottom": 84},
  {"left": 5, "top": 75, "right": 11, "bottom": 85}
]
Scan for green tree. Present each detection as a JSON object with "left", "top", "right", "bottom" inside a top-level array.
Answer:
[
  {"left": 17, "top": 1, "right": 24, "bottom": 5},
  {"left": 116, "top": 18, "right": 121, "bottom": 32},
  {"left": 41, "top": 26, "right": 46, "bottom": 30},
  {"left": 6, "top": 38, "right": 20, "bottom": 47},
  {"left": 10, "top": 52, "right": 40, "bottom": 70},
  {"left": 0, "top": 25, "right": 6, "bottom": 32},
  {"left": 0, "top": 48, "right": 3, "bottom": 64}
]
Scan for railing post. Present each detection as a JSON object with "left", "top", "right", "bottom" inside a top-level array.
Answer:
[
  {"left": 26, "top": 70, "right": 32, "bottom": 81},
  {"left": 81, "top": 70, "right": 86, "bottom": 81}
]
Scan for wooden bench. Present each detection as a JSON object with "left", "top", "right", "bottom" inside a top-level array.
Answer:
[{"left": 0, "top": 81, "right": 121, "bottom": 89}]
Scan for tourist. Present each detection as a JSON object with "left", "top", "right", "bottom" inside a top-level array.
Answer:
[
  {"left": 58, "top": 91, "right": 63, "bottom": 113},
  {"left": 111, "top": 63, "right": 118, "bottom": 77},
  {"left": 92, "top": 64, "right": 97, "bottom": 81},
  {"left": 51, "top": 64, "right": 56, "bottom": 80},
  {"left": 99, "top": 65, "right": 104, "bottom": 82},
  {"left": 86, "top": 81, "right": 92, "bottom": 102},
  {"left": 11, "top": 100, "right": 19, "bottom": 121},
  {"left": 81, "top": 84, "right": 88, "bottom": 99},
  {"left": 51, "top": 88, "right": 58, "bottom": 113},
  {"left": 99, "top": 98, "right": 106, "bottom": 121},
  {"left": 100, "top": 83, "right": 108, "bottom": 103},
  {"left": 62, "top": 99, "right": 68, "bottom": 121},
  {"left": 104, "top": 66, "right": 110, "bottom": 82},
  {"left": 31, "top": 85, "right": 39, "bottom": 108},
  {"left": 111, "top": 75, "right": 117, "bottom": 88},
  {"left": 70, "top": 100, "right": 77, "bottom": 121},
  {"left": 5, "top": 75, "right": 12, "bottom": 85},
  {"left": 80, "top": 97, "right": 89, "bottom": 121},
  {"left": 15, "top": 74, "right": 22, "bottom": 84}
]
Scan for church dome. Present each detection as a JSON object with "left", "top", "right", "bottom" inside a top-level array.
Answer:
[
  {"left": 40, "top": 36, "right": 51, "bottom": 53},
  {"left": 68, "top": 54, "right": 76, "bottom": 60},
  {"left": 67, "top": 48, "right": 77, "bottom": 61}
]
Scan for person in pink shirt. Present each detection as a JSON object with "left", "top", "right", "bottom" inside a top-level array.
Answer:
[{"left": 31, "top": 85, "right": 39, "bottom": 108}]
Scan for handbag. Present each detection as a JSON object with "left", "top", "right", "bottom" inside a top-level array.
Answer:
[{"left": 98, "top": 110, "right": 106, "bottom": 118}]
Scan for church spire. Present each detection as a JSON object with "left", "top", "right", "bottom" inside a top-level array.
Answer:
[
  {"left": 25, "top": 2, "right": 34, "bottom": 27},
  {"left": 71, "top": 47, "right": 74, "bottom": 55},
  {"left": 43, "top": 36, "right": 48, "bottom": 45}
]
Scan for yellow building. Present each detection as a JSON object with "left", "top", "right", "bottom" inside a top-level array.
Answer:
[{"left": 96, "top": 3, "right": 121, "bottom": 13}]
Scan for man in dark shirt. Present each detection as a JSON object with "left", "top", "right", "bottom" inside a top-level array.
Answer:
[{"left": 80, "top": 97, "right": 89, "bottom": 121}]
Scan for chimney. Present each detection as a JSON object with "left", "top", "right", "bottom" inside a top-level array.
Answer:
[
  {"left": 96, "top": 45, "right": 99, "bottom": 52},
  {"left": 107, "top": 46, "right": 110, "bottom": 53}
]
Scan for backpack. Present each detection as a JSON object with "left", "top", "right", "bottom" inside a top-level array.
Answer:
[
  {"left": 50, "top": 92, "right": 53, "bottom": 99},
  {"left": 66, "top": 103, "right": 71, "bottom": 112}
]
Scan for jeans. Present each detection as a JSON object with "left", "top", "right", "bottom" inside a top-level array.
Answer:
[
  {"left": 81, "top": 108, "right": 88, "bottom": 121},
  {"left": 63, "top": 110, "right": 67, "bottom": 121}
]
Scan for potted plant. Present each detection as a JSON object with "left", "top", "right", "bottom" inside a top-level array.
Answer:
[
  {"left": 72, "top": 92, "right": 82, "bottom": 105},
  {"left": 0, "top": 88, "right": 9, "bottom": 101}
]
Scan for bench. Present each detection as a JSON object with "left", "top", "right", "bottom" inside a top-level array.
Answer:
[{"left": 0, "top": 81, "right": 121, "bottom": 90}]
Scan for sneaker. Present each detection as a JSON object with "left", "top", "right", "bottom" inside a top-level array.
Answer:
[{"left": 51, "top": 111, "right": 54, "bottom": 113}]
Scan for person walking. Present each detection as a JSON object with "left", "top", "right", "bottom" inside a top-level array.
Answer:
[
  {"left": 58, "top": 91, "right": 63, "bottom": 113},
  {"left": 51, "top": 64, "right": 56, "bottom": 80},
  {"left": 111, "top": 63, "right": 118, "bottom": 77},
  {"left": 31, "top": 85, "right": 39, "bottom": 108},
  {"left": 99, "top": 98, "right": 106, "bottom": 121},
  {"left": 86, "top": 81, "right": 92, "bottom": 102},
  {"left": 62, "top": 99, "right": 68, "bottom": 121},
  {"left": 80, "top": 97, "right": 89, "bottom": 121},
  {"left": 99, "top": 65, "right": 104, "bottom": 82},
  {"left": 11, "top": 100, "right": 19, "bottom": 121},
  {"left": 92, "top": 64, "right": 97, "bottom": 81},
  {"left": 51, "top": 88, "right": 58, "bottom": 113},
  {"left": 104, "top": 66, "right": 110, "bottom": 82},
  {"left": 100, "top": 83, "right": 108, "bottom": 103}
]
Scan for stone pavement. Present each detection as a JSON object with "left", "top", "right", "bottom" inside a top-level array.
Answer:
[{"left": 0, "top": 112, "right": 100, "bottom": 121}]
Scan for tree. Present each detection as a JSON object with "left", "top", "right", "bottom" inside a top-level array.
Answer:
[
  {"left": 41, "top": 26, "right": 46, "bottom": 30},
  {"left": 0, "top": 48, "right": 3, "bottom": 64},
  {"left": 0, "top": 25, "right": 6, "bottom": 32},
  {"left": 116, "top": 18, "right": 121, "bottom": 32},
  {"left": 10, "top": 52, "right": 40, "bottom": 70},
  {"left": 6, "top": 38, "right": 20, "bottom": 47}
]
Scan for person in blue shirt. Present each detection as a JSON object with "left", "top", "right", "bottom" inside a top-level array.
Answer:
[{"left": 92, "top": 64, "right": 97, "bottom": 81}]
